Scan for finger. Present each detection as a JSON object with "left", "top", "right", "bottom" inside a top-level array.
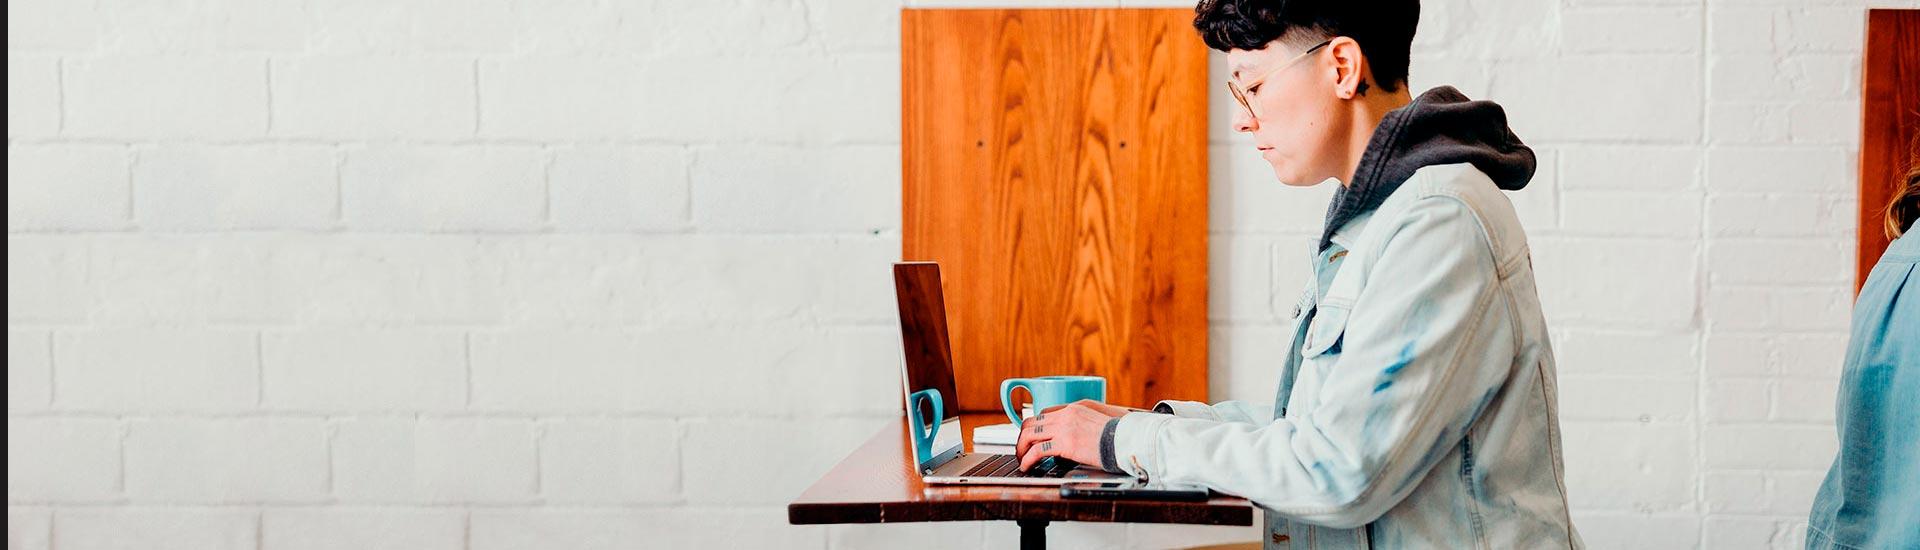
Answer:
[
  {"left": 1039, "top": 403, "right": 1071, "bottom": 415},
  {"left": 1015, "top": 421, "right": 1033, "bottom": 455},
  {"left": 1015, "top": 419, "right": 1054, "bottom": 456},
  {"left": 1019, "top": 439, "right": 1058, "bottom": 471},
  {"left": 1015, "top": 418, "right": 1038, "bottom": 455}
]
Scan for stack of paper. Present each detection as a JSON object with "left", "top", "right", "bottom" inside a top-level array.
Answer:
[{"left": 970, "top": 405, "right": 1033, "bottom": 448}]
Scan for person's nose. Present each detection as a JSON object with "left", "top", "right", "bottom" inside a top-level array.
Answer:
[{"left": 1232, "top": 107, "right": 1256, "bottom": 133}]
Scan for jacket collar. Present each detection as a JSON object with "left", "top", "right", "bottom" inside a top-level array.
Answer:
[{"left": 1327, "top": 209, "right": 1374, "bottom": 252}]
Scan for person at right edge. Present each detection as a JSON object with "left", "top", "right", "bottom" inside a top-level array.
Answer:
[
  {"left": 1009, "top": 0, "right": 1582, "bottom": 548},
  {"left": 1806, "top": 158, "right": 1920, "bottom": 549}
]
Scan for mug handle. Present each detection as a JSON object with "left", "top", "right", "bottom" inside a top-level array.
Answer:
[
  {"left": 907, "top": 389, "right": 944, "bottom": 457},
  {"left": 1000, "top": 378, "right": 1033, "bottom": 427}
]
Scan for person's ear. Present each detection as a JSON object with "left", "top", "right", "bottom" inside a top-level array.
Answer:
[{"left": 1325, "top": 36, "right": 1369, "bottom": 100}]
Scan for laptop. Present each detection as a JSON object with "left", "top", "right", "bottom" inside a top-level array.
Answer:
[{"left": 892, "top": 261, "right": 1129, "bottom": 486}]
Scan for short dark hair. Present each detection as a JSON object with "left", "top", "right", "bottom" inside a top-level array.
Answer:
[{"left": 1194, "top": 0, "right": 1420, "bottom": 93}]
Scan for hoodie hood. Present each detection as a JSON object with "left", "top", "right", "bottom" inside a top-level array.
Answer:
[{"left": 1318, "top": 86, "right": 1535, "bottom": 251}]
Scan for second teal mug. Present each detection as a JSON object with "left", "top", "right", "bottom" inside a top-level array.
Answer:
[
  {"left": 906, "top": 389, "right": 944, "bottom": 465},
  {"left": 1000, "top": 375, "right": 1107, "bottom": 427}
]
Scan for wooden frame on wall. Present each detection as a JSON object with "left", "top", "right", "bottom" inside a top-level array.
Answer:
[
  {"left": 901, "top": 8, "right": 1210, "bottom": 411},
  {"left": 1858, "top": 9, "right": 1920, "bottom": 292}
]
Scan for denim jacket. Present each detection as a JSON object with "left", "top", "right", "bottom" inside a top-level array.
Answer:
[
  {"left": 1109, "top": 163, "right": 1581, "bottom": 548},
  {"left": 1807, "top": 231, "right": 1920, "bottom": 549}
]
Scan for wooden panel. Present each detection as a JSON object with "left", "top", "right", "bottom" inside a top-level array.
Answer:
[
  {"left": 1859, "top": 9, "right": 1920, "bottom": 292},
  {"left": 788, "top": 413, "right": 1254, "bottom": 525},
  {"left": 902, "top": 8, "right": 1209, "bottom": 412}
]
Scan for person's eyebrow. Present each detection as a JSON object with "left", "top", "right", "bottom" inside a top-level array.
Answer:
[{"left": 1229, "top": 59, "right": 1267, "bottom": 80}]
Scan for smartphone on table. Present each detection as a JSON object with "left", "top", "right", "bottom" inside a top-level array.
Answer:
[{"left": 1059, "top": 479, "right": 1211, "bottom": 501}]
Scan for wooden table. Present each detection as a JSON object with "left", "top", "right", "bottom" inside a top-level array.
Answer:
[{"left": 789, "top": 413, "right": 1255, "bottom": 549}]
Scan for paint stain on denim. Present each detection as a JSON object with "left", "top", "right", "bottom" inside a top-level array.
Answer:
[
  {"left": 1468, "top": 387, "right": 1502, "bottom": 491},
  {"left": 1470, "top": 386, "right": 1501, "bottom": 419},
  {"left": 1309, "top": 460, "right": 1364, "bottom": 503},
  {"left": 1372, "top": 340, "right": 1419, "bottom": 393},
  {"left": 1359, "top": 339, "right": 1425, "bottom": 458}
]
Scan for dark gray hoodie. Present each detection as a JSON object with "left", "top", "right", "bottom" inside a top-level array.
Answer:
[{"left": 1317, "top": 85, "right": 1536, "bottom": 252}]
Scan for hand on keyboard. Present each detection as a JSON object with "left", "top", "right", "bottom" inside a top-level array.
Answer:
[{"left": 1014, "top": 400, "right": 1114, "bottom": 472}]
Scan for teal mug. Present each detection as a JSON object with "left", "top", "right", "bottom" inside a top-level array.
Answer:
[
  {"left": 1000, "top": 376, "right": 1107, "bottom": 427},
  {"left": 907, "top": 389, "right": 944, "bottom": 464}
]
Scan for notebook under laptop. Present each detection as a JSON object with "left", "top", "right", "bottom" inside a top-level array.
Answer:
[{"left": 892, "top": 261, "right": 1127, "bottom": 486}]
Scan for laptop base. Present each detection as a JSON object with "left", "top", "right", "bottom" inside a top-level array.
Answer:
[{"left": 922, "top": 452, "right": 1128, "bottom": 486}]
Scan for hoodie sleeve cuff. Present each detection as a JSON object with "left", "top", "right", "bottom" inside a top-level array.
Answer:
[
  {"left": 1098, "top": 417, "right": 1122, "bottom": 473},
  {"left": 1111, "top": 411, "right": 1177, "bottom": 480}
]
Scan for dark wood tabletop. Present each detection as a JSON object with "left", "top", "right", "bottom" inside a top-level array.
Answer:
[{"left": 788, "top": 413, "right": 1255, "bottom": 526}]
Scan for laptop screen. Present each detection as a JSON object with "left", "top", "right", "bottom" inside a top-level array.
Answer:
[{"left": 893, "top": 262, "right": 964, "bottom": 468}]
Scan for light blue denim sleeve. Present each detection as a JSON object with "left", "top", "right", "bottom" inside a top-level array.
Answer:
[
  {"left": 1111, "top": 197, "right": 1509, "bottom": 528},
  {"left": 1153, "top": 400, "right": 1266, "bottom": 424},
  {"left": 1807, "top": 233, "right": 1920, "bottom": 550}
]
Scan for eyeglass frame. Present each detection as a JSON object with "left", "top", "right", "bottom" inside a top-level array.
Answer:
[{"left": 1227, "top": 38, "right": 1335, "bottom": 120}]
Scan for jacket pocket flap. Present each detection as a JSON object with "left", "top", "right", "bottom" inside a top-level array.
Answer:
[{"left": 1301, "top": 304, "right": 1350, "bottom": 358}]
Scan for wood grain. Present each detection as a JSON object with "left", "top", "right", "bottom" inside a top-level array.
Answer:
[
  {"left": 901, "top": 8, "right": 1210, "bottom": 412},
  {"left": 788, "top": 413, "right": 1255, "bottom": 526},
  {"left": 1859, "top": 9, "right": 1920, "bottom": 292}
]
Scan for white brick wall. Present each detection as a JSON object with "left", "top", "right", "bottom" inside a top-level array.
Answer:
[
  {"left": 55, "top": 330, "right": 260, "bottom": 412},
  {"left": 8, "top": 331, "right": 52, "bottom": 411},
  {"left": 123, "top": 418, "right": 330, "bottom": 503},
  {"left": 548, "top": 146, "right": 691, "bottom": 231},
  {"left": 9, "top": 144, "right": 131, "bottom": 231},
  {"left": 538, "top": 418, "right": 680, "bottom": 504},
  {"left": 263, "top": 509, "right": 466, "bottom": 550},
  {"left": 53, "top": 509, "right": 258, "bottom": 550},
  {"left": 7, "top": 55, "right": 61, "bottom": 138},
  {"left": 261, "top": 329, "right": 467, "bottom": 411},
  {"left": 9, "top": 0, "right": 1916, "bottom": 548},
  {"left": 330, "top": 417, "right": 539, "bottom": 504},
  {"left": 63, "top": 56, "right": 269, "bottom": 139},
  {"left": 270, "top": 57, "right": 477, "bottom": 139},
  {"left": 341, "top": 146, "right": 545, "bottom": 232},
  {"left": 133, "top": 145, "right": 339, "bottom": 231},
  {"left": 9, "top": 419, "right": 123, "bottom": 502}
]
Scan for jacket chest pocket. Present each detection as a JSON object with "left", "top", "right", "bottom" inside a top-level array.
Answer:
[{"left": 1301, "top": 302, "right": 1351, "bottom": 360}]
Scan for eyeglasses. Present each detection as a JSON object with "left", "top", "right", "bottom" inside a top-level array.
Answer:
[{"left": 1227, "top": 39, "right": 1333, "bottom": 120}]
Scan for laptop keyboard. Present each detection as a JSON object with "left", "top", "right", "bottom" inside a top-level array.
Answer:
[{"left": 958, "top": 454, "right": 1075, "bottom": 478}]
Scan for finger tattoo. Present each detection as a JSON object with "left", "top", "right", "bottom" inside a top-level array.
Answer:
[
  {"left": 1035, "top": 425, "right": 1045, "bottom": 434},
  {"left": 1041, "top": 441, "right": 1053, "bottom": 452}
]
